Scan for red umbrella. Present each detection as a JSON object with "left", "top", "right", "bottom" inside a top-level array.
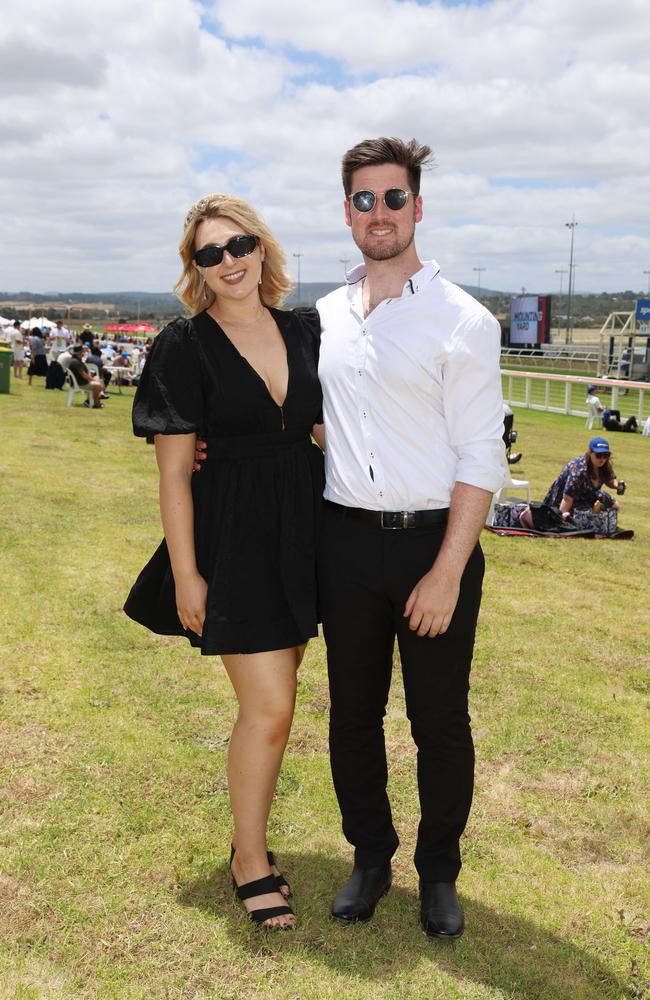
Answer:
[{"left": 105, "top": 323, "right": 159, "bottom": 333}]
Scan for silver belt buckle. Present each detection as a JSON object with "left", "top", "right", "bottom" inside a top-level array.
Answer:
[{"left": 380, "top": 511, "right": 412, "bottom": 529}]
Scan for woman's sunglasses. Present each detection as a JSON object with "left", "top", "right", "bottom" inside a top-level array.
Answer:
[
  {"left": 349, "top": 188, "right": 413, "bottom": 213},
  {"left": 193, "top": 234, "right": 258, "bottom": 268}
]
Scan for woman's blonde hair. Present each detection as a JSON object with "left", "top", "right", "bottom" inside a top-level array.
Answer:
[{"left": 173, "top": 194, "right": 293, "bottom": 314}]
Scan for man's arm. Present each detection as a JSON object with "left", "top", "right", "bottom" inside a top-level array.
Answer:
[
  {"left": 311, "top": 423, "right": 325, "bottom": 451},
  {"left": 404, "top": 482, "right": 492, "bottom": 637},
  {"left": 404, "top": 311, "right": 505, "bottom": 638}
]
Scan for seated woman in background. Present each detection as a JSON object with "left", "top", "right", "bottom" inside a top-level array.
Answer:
[{"left": 543, "top": 436, "right": 623, "bottom": 515}]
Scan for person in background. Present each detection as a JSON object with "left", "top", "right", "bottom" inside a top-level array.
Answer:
[
  {"left": 27, "top": 327, "right": 48, "bottom": 385},
  {"left": 602, "top": 405, "right": 638, "bottom": 433},
  {"left": 585, "top": 384, "right": 604, "bottom": 419},
  {"left": 9, "top": 320, "right": 25, "bottom": 379},
  {"left": 543, "top": 436, "right": 624, "bottom": 515},
  {"left": 80, "top": 323, "right": 94, "bottom": 348},
  {"left": 50, "top": 320, "right": 71, "bottom": 358},
  {"left": 87, "top": 340, "right": 111, "bottom": 394},
  {"left": 67, "top": 344, "right": 105, "bottom": 408}
]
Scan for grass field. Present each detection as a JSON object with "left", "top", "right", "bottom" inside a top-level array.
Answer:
[{"left": 1, "top": 378, "right": 649, "bottom": 1000}]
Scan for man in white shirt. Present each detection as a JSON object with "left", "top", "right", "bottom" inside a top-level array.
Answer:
[
  {"left": 8, "top": 320, "right": 26, "bottom": 378},
  {"left": 49, "top": 320, "right": 71, "bottom": 358},
  {"left": 317, "top": 137, "right": 506, "bottom": 939}
]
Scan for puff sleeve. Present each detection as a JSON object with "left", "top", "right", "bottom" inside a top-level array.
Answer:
[
  {"left": 294, "top": 307, "right": 321, "bottom": 366},
  {"left": 293, "top": 307, "right": 322, "bottom": 423},
  {"left": 132, "top": 318, "right": 204, "bottom": 437}
]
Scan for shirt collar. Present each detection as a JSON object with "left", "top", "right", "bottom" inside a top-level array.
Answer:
[{"left": 345, "top": 259, "right": 441, "bottom": 298}]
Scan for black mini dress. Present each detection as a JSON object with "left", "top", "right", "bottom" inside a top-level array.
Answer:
[{"left": 123, "top": 307, "right": 324, "bottom": 655}]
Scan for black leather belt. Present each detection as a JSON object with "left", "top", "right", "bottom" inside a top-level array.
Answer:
[{"left": 325, "top": 500, "right": 448, "bottom": 529}]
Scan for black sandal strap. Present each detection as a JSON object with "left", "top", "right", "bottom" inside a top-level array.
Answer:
[
  {"left": 267, "top": 851, "right": 291, "bottom": 893},
  {"left": 236, "top": 874, "right": 279, "bottom": 900},
  {"left": 230, "top": 845, "right": 292, "bottom": 897},
  {"left": 248, "top": 904, "right": 293, "bottom": 926}
]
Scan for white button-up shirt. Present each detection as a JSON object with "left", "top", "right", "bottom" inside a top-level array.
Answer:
[{"left": 317, "top": 260, "right": 506, "bottom": 511}]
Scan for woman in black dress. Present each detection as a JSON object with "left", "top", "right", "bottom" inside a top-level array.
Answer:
[{"left": 124, "top": 194, "right": 324, "bottom": 929}]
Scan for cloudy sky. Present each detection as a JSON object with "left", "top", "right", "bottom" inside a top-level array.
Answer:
[{"left": 1, "top": 0, "right": 648, "bottom": 296}]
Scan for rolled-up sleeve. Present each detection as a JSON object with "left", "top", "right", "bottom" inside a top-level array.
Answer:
[
  {"left": 132, "top": 319, "right": 203, "bottom": 438},
  {"left": 442, "top": 312, "right": 507, "bottom": 493}
]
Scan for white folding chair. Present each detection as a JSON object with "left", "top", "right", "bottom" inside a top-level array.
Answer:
[
  {"left": 487, "top": 473, "right": 532, "bottom": 525},
  {"left": 65, "top": 368, "right": 94, "bottom": 408}
]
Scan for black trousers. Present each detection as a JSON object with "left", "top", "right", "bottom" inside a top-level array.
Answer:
[{"left": 318, "top": 502, "right": 485, "bottom": 882}]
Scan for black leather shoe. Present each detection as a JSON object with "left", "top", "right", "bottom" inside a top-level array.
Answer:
[
  {"left": 419, "top": 881, "right": 464, "bottom": 939},
  {"left": 331, "top": 863, "right": 392, "bottom": 923}
]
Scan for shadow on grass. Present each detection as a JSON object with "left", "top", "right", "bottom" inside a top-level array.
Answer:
[{"left": 179, "top": 851, "right": 625, "bottom": 999}]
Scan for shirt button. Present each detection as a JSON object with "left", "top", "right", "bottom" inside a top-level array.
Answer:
[
  {"left": 357, "top": 370, "right": 362, "bottom": 376},
  {"left": 378, "top": 491, "right": 384, "bottom": 497},
  {"left": 362, "top": 411, "right": 367, "bottom": 417},
  {"left": 370, "top": 452, "right": 375, "bottom": 458}
]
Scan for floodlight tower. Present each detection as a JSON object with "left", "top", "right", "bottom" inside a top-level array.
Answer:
[
  {"left": 555, "top": 268, "right": 568, "bottom": 337},
  {"left": 293, "top": 252, "right": 303, "bottom": 306},
  {"left": 644, "top": 269, "right": 650, "bottom": 295},
  {"left": 339, "top": 257, "right": 350, "bottom": 276},
  {"left": 565, "top": 217, "right": 578, "bottom": 344},
  {"left": 473, "top": 266, "right": 486, "bottom": 299}
]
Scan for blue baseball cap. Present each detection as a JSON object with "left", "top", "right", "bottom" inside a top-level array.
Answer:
[
  {"left": 589, "top": 436, "right": 610, "bottom": 454},
  {"left": 587, "top": 384, "right": 596, "bottom": 393}
]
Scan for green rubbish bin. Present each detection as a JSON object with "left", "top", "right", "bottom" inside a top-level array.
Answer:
[{"left": 0, "top": 348, "right": 13, "bottom": 393}]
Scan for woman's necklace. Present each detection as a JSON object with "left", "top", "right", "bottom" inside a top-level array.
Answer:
[{"left": 210, "top": 303, "right": 267, "bottom": 330}]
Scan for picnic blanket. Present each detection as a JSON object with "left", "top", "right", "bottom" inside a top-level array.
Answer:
[{"left": 485, "top": 525, "right": 634, "bottom": 539}]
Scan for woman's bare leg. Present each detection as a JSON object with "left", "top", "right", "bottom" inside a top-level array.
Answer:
[{"left": 222, "top": 645, "right": 303, "bottom": 928}]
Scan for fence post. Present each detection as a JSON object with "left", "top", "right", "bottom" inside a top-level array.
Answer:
[
  {"left": 525, "top": 378, "right": 531, "bottom": 407},
  {"left": 564, "top": 381, "right": 572, "bottom": 414}
]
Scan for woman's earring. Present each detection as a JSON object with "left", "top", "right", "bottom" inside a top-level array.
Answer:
[
  {"left": 258, "top": 262, "right": 263, "bottom": 286},
  {"left": 203, "top": 280, "right": 210, "bottom": 301}
]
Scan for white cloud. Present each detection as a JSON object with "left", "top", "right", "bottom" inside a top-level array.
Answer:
[{"left": 0, "top": 0, "right": 648, "bottom": 294}]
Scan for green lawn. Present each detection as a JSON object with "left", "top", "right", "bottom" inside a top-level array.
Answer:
[{"left": 1, "top": 379, "right": 648, "bottom": 1000}]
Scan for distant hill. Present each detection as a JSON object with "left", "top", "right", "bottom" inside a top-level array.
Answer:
[{"left": 0, "top": 287, "right": 643, "bottom": 328}]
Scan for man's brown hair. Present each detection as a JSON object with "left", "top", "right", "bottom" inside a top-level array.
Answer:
[{"left": 341, "top": 137, "right": 434, "bottom": 197}]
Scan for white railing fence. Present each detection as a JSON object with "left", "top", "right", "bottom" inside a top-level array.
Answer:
[{"left": 501, "top": 370, "right": 649, "bottom": 422}]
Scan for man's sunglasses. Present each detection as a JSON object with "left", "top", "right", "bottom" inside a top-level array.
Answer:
[
  {"left": 193, "top": 234, "right": 258, "bottom": 268},
  {"left": 349, "top": 188, "right": 413, "bottom": 213}
]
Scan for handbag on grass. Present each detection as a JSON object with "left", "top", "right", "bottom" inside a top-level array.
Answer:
[{"left": 570, "top": 508, "right": 618, "bottom": 535}]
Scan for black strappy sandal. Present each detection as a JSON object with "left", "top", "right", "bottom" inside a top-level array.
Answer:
[
  {"left": 233, "top": 872, "right": 295, "bottom": 929},
  {"left": 230, "top": 845, "right": 293, "bottom": 898}
]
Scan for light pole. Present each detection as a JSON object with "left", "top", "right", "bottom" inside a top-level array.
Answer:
[
  {"left": 473, "top": 266, "right": 486, "bottom": 298},
  {"left": 565, "top": 216, "right": 578, "bottom": 344},
  {"left": 644, "top": 269, "right": 650, "bottom": 295},
  {"left": 339, "top": 257, "right": 350, "bottom": 277},
  {"left": 554, "top": 268, "right": 568, "bottom": 338},
  {"left": 293, "top": 252, "right": 303, "bottom": 306}
]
